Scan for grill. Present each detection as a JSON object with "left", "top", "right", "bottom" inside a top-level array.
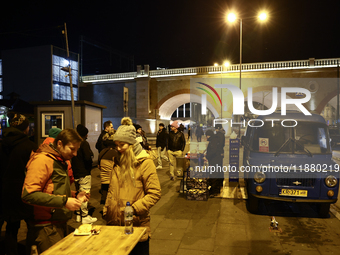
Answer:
[{"left": 276, "top": 172, "right": 317, "bottom": 187}]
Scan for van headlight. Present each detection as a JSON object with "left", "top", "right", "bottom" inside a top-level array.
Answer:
[
  {"left": 325, "top": 175, "right": 337, "bottom": 187},
  {"left": 254, "top": 172, "right": 266, "bottom": 183}
]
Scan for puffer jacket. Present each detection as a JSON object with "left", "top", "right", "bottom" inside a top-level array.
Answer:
[
  {"left": 103, "top": 150, "right": 161, "bottom": 241},
  {"left": 42, "top": 137, "right": 74, "bottom": 184},
  {"left": 22, "top": 143, "right": 72, "bottom": 223}
]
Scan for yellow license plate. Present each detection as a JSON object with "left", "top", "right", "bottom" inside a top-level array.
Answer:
[{"left": 279, "top": 189, "right": 308, "bottom": 197}]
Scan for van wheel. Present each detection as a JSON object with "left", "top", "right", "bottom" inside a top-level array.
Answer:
[
  {"left": 317, "top": 203, "right": 330, "bottom": 218},
  {"left": 246, "top": 193, "right": 259, "bottom": 214}
]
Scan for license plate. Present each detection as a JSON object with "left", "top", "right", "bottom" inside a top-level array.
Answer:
[{"left": 279, "top": 189, "right": 308, "bottom": 197}]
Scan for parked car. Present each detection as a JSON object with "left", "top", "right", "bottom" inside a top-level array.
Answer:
[{"left": 241, "top": 111, "right": 339, "bottom": 217}]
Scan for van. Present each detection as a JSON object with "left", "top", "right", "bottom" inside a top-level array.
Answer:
[{"left": 241, "top": 111, "right": 339, "bottom": 217}]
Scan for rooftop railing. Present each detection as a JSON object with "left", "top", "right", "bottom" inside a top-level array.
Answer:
[{"left": 81, "top": 58, "right": 340, "bottom": 83}]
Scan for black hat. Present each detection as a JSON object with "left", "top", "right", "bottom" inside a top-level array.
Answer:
[
  {"left": 133, "top": 123, "right": 142, "bottom": 131},
  {"left": 9, "top": 113, "right": 29, "bottom": 132},
  {"left": 76, "top": 124, "right": 88, "bottom": 137}
]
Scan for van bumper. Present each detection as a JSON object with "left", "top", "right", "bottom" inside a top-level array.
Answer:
[{"left": 251, "top": 194, "right": 337, "bottom": 203}]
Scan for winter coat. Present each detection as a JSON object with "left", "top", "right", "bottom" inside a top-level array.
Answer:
[
  {"left": 168, "top": 131, "right": 186, "bottom": 151},
  {"left": 43, "top": 137, "right": 74, "bottom": 184},
  {"left": 0, "top": 127, "right": 38, "bottom": 221},
  {"left": 98, "top": 147, "right": 119, "bottom": 184},
  {"left": 95, "top": 130, "right": 108, "bottom": 153},
  {"left": 71, "top": 140, "right": 93, "bottom": 179},
  {"left": 196, "top": 126, "right": 203, "bottom": 137},
  {"left": 103, "top": 150, "right": 161, "bottom": 242},
  {"left": 22, "top": 143, "right": 73, "bottom": 222},
  {"left": 215, "top": 130, "right": 225, "bottom": 158},
  {"left": 206, "top": 134, "right": 224, "bottom": 178},
  {"left": 156, "top": 128, "right": 168, "bottom": 149}
]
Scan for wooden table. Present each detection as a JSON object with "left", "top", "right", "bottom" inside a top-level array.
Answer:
[{"left": 41, "top": 226, "right": 146, "bottom": 255}]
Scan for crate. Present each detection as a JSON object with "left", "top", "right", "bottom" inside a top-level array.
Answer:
[
  {"left": 186, "top": 189, "right": 208, "bottom": 201},
  {"left": 186, "top": 178, "right": 208, "bottom": 189},
  {"left": 187, "top": 168, "right": 210, "bottom": 179}
]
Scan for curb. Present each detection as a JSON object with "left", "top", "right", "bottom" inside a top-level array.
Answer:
[{"left": 330, "top": 204, "right": 340, "bottom": 220}]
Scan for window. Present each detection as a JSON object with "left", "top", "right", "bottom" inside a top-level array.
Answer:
[
  {"left": 41, "top": 112, "right": 64, "bottom": 137},
  {"left": 52, "top": 55, "right": 79, "bottom": 101},
  {"left": 53, "top": 83, "right": 78, "bottom": 101},
  {"left": 249, "top": 121, "right": 330, "bottom": 154}
]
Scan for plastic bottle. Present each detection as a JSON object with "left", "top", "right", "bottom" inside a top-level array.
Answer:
[{"left": 124, "top": 202, "right": 134, "bottom": 235}]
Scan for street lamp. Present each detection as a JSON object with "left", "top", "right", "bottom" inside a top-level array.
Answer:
[
  {"left": 227, "top": 11, "right": 268, "bottom": 136},
  {"left": 61, "top": 23, "right": 76, "bottom": 129}
]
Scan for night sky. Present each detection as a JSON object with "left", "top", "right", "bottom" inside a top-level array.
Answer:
[{"left": 1, "top": 0, "right": 339, "bottom": 74}]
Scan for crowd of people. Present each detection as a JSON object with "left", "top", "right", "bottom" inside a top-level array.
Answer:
[{"left": 0, "top": 113, "right": 226, "bottom": 254}]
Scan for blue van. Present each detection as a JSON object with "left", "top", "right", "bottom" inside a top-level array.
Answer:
[{"left": 241, "top": 111, "right": 339, "bottom": 217}]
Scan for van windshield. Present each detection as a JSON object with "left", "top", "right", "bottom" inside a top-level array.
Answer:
[{"left": 249, "top": 121, "right": 330, "bottom": 154}]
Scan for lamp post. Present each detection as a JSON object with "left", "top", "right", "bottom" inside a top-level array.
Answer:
[
  {"left": 227, "top": 11, "right": 267, "bottom": 137},
  {"left": 61, "top": 23, "right": 76, "bottom": 129}
]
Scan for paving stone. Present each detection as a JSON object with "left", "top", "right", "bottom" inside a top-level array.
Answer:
[
  {"left": 214, "top": 245, "right": 251, "bottom": 255},
  {"left": 184, "top": 218, "right": 217, "bottom": 238},
  {"left": 178, "top": 236, "right": 215, "bottom": 251},
  {"left": 157, "top": 219, "right": 190, "bottom": 229},
  {"left": 150, "top": 240, "right": 181, "bottom": 254},
  {"left": 215, "top": 223, "right": 249, "bottom": 247},
  {"left": 175, "top": 249, "right": 213, "bottom": 255},
  {"left": 152, "top": 228, "right": 186, "bottom": 240}
]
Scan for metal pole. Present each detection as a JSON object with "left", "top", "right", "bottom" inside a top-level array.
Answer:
[
  {"left": 238, "top": 19, "right": 242, "bottom": 137},
  {"left": 64, "top": 23, "right": 75, "bottom": 129}
]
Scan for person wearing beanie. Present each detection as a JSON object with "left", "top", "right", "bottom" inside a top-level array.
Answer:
[
  {"left": 168, "top": 121, "right": 186, "bottom": 180},
  {"left": 8, "top": 113, "right": 30, "bottom": 133},
  {"left": 104, "top": 117, "right": 161, "bottom": 254},
  {"left": 155, "top": 123, "right": 169, "bottom": 169},
  {"left": 22, "top": 129, "right": 86, "bottom": 253},
  {"left": 72, "top": 124, "right": 97, "bottom": 224},
  {"left": 43, "top": 128, "right": 75, "bottom": 185},
  {"left": 48, "top": 127, "right": 62, "bottom": 138},
  {"left": 0, "top": 113, "right": 38, "bottom": 254}
]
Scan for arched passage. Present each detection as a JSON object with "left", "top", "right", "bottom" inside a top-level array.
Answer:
[{"left": 158, "top": 93, "right": 219, "bottom": 120}]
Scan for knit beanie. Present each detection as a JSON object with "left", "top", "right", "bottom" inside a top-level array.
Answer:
[
  {"left": 76, "top": 124, "right": 88, "bottom": 137},
  {"left": 9, "top": 113, "right": 29, "bottom": 132},
  {"left": 114, "top": 117, "right": 137, "bottom": 145},
  {"left": 48, "top": 128, "right": 62, "bottom": 138},
  {"left": 171, "top": 121, "right": 179, "bottom": 129}
]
